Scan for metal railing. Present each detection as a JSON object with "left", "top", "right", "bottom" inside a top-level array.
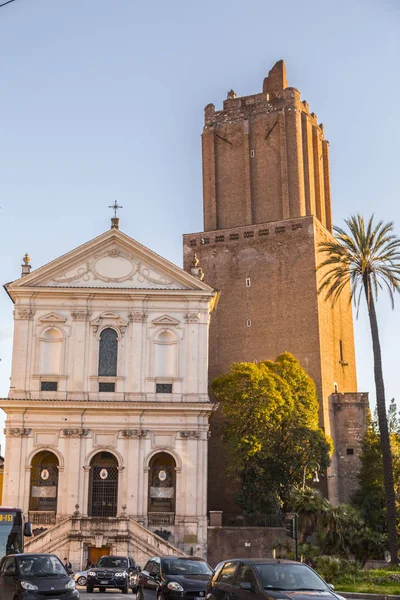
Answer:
[
  {"left": 148, "top": 513, "right": 175, "bottom": 526},
  {"left": 29, "top": 511, "right": 57, "bottom": 525}
]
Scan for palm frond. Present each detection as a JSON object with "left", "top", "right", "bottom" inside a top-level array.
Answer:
[{"left": 317, "top": 214, "right": 400, "bottom": 313}]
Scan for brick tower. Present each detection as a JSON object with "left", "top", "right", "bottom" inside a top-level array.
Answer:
[{"left": 183, "top": 60, "right": 368, "bottom": 510}]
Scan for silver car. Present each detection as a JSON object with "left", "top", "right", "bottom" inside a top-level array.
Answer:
[{"left": 73, "top": 570, "right": 88, "bottom": 586}]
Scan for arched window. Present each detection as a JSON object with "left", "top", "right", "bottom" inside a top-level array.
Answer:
[
  {"left": 148, "top": 452, "right": 176, "bottom": 525},
  {"left": 154, "top": 331, "right": 177, "bottom": 378},
  {"left": 29, "top": 450, "right": 59, "bottom": 525},
  {"left": 88, "top": 452, "right": 119, "bottom": 517},
  {"left": 39, "top": 328, "right": 63, "bottom": 374},
  {"left": 98, "top": 328, "right": 118, "bottom": 376}
]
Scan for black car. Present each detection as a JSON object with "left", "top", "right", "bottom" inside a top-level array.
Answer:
[
  {"left": 86, "top": 555, "right": 139, "bottom": 594},
  {"left": 0, "top": 553, "right": 79, "bottom": 600},
  {"left": 138, "top": 556, "right": 212, "bottom": 600},
  {"left": 207, "top": 559, "right": 346, "bottom": 600}
]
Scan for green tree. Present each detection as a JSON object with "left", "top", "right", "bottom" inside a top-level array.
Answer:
[
  {"left": 211, "top": 353, "right": 331, "bottom": 515},
  {"left": 318, "top": 215, "right": 400, "bottom": 563},
  {"left": 352, "top": 402, "right": 400, "bottom": 533}
]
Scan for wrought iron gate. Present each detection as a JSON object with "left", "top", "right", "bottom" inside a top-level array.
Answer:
[
  {"left": 29, "top": 463, "right": 58, "bottom": 513},
  {"left": 90, "top": 466, "right": 118, "bottom": 517}
]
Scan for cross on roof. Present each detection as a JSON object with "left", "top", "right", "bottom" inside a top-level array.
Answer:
[{"left": 109, "top": 200, "right": 123, "bottom": 218}]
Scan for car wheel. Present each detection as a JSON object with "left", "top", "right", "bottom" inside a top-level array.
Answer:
[
  {"left": 77, "top": 576, "right": 87, "bottom": 586},
  {"left": 99, "top": 587, "right": 106, "bottom": 593},
  {"left": 87, "top": 586, "right": 94, "bottom": 593}
]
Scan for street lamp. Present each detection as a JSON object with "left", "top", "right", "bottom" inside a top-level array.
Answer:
[{"left": 302, "top": 462, "right": 320, "bottom": 491}]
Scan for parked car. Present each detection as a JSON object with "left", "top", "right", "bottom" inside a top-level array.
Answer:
[
  {"left": 86, "top": 555, "right": 139, "bottom": 593},
  {"left": 207, "top": 559, "right": 346, "bottom": 600},
  {"left": 73, "top": 569, "right": 88, "bottom": 586},
  {"left": 137, "top": 556, "right": 212, "bottom": 600},
  {"left": 0, "top": 553, "right": 79, "bottom": 600}
]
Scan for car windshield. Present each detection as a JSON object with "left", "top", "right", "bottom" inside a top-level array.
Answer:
[
  {"left": 96, "top": 557, "right": 128, "bottom": 569},
  {"left": 17, "top": 556, "right": 67, "bottom": 578},
  {"left": 255, "top": 563, "right": 327, "bottom": 592},
  {"left": 162, "top": 559, "right": 212, "bottom": 576}
]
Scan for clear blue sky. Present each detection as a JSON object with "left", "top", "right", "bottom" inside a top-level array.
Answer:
[{"left": 1, "top": 0, "right": 399, "bottom": 449}]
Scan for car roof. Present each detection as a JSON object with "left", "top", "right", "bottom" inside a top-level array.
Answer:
[
  {"left": 11, "top": 553, "right": 59, "bottom": 558},
  {"left": 158, "top": 556, "right": 205, "bottom": 561},
  {"left": 219, "top": 559, "right": 301, "bottom": 565}
]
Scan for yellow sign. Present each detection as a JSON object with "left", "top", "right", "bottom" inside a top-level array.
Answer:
[{"left": 0, "top": 513, "right": 13, "bottom": 523}]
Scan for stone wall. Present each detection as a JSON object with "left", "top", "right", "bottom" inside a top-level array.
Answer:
[{"left": 207, "top": 526, "right": 287, "bottom": 568}]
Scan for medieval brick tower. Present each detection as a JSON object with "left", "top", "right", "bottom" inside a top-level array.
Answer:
[{"left": 183, "top": 60, "right": 368, "bottom": 511}]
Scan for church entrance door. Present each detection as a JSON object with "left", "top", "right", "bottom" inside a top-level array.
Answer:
[
  {"left": 88, "top": 546, "right": 110, "bottom": 565},
  {"left": 29, "top": 450, "right": 59, "bottom": 526},
  {"left": 88, "top": 452, "right": 118, "bottom": 517}
]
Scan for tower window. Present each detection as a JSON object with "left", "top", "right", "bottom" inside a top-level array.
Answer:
[
  {"left": 98, "top": 328, "right": 118, "bottom": 376},
  {"left": 41, "top": 381, "right": 58, "bottom": 392},
  {"left": 246, "top": 278, "right": 251, "bottom": 287},
  {"left": 346, "top": 448, "right": 354, "bottom": 456},
  {"left": 339, "top": 340, "right": 348, "bottom": 366},
  {"left": 250, "top": 150, "right": 255, "bottom": 158},
  {"left": 247, "top": 319, "right": 252, "bottom": 327}
]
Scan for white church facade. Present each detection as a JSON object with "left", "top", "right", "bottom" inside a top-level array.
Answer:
[{"left": 1, "top": 219, "right": 218, "bottom": 565}]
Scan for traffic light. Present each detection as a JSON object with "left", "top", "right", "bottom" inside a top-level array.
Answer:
[{"left": 285, "top": 517, "right": 295, "bottom": 539}]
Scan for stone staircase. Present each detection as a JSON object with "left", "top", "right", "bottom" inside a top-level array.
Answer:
[{"left": 25, "top": 515, "right": 186, "bottom": 570}]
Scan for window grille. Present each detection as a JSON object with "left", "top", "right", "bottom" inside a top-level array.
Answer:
[
  {"left": 259, "top": 228, "right": 269, "bottom": 236},
  {"left": 275, "top": 226, "right": 286, "bottom": 234},
  {"left": 215, "top": 235, "right": 225, "bottom": 242},
  {"left": 229, "top": 233, "right": 240, "bottom": 240},
  {"left": 156, "top": 383, "right": 173, "bottom": 394},
  {"left": 41, "top": 381, "right": 58, "bottom": 392},
  {"left": 244, "top": 231, "right": 254, "bottom": 238},
  {"left": 99, "top": 382, "right": 115, "bottom": 392},
  {"left": 189, "top": 239, "right": 197, "bottom": 247},
  {"left": 98, "top": 328, "right": 118, "bottom": 376},
  {"left": 90, "top": 466, "right": 118, "bottom": 517}
]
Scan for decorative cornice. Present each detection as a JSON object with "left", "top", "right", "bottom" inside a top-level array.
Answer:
[
  {"left": 184, "top": 312, "right": 201, "bottom": 324},
  {"left": 15, "top": 308, "right": 35, "bottom": 320},
  {"left": 120, "top": 429, "right": 148, "bottom": 438},
  {"left": 62, "top": 428, "right": 90, "bottom": 437},
  {"left": 8, "top": 428, "right": 32, "bottom": 437},
  {"left": 128, "top": 312, "right": 148, "bottom": 323},
  {"left": 71, "top": 310, "right": 91, "bottom": 321},
  {"left": 179, "top": 430, "right": 200, "bottom": 439}
]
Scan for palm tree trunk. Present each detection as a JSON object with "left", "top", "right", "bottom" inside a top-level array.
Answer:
[{"left": 364, "top": 276, "right": 399, "bottom": 563}]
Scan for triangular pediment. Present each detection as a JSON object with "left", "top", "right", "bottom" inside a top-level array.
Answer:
[
  {"left": 7, "top": 228, "right": 214, "bottom": 297},
  {"left": 152, "top": 314, "right": 180, "bottom": 327},
  {"left": 39, "top": 312, "right": 67, "bottom": 323}
]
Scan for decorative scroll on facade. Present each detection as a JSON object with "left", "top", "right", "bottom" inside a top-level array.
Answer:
[
  {"left": 179, "top": 431, "right": 200, "bottom": 439},
  {"left": 62, "top": 429, "right": 90, "bottom": 437},
  {"left": 8, "top": 428, "right": 32, "bottom": 437},
  {"left": 120, "top": 429, "right": 148, "bottom": 438}
]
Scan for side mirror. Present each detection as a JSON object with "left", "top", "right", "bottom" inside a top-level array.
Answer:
[
  {"left": 328, "top": 584, "right": 335, "bottom": 591},
  {"left": 24, "top": 522, "right": 33, "bottom": 537},
  {"left": 240, "top": 582, "right": 254, "bottom": 592},
  {"left": 149, "top": 571, "right": 159, "bottom": 579}
]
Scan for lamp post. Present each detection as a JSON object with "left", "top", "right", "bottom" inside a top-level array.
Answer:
[{"left": 302, "top": 462, "right": 320, "bottom": 491}]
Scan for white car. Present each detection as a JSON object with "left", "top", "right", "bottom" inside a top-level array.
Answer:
[{"left": 73, "top": 570, "right": 88, "bottom": 586}]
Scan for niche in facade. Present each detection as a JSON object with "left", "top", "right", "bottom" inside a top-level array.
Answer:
[
  {"left": 154, "top": 331, "right": 177, "bottom": 378},
  {"left": 39, "top": 327, "right": 64, "bottom": 374}
]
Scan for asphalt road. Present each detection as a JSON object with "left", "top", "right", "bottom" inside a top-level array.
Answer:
[
  {"left": 78, "top": 589, "right": 136, "bottom": 600},
  {"left": 76, "top": 585, "right": 136, "bottom": 600}
]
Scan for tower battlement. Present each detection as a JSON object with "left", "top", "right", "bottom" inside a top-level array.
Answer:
[{"left": 202, "top": 60, "right": 331, "bottom": 233}]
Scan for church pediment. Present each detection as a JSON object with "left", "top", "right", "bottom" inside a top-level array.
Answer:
[
  {"left": 151, "top": 315, "right": 180, "bottom": 327},
  {"left": 7, "top": 229, "right": 214, "bottom": 295},
  {"left": 39, "top": 312, "right": 66, "bottom": 323}
]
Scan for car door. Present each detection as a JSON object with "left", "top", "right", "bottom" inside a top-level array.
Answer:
[
  {"left": 212, "top": 561, "right": 239, "bottom": 600},
  {"left": 1, "top": 556, "right": 18, "bottom": 600},
  {"left": 145, "top": 558, "right": 161, "bottom": 600},
  {"left": 234, "top": 563, "right": 264, "bottom": 600},
  {"left": 141, "top": 559, "right": 160, "bottom": 600}
]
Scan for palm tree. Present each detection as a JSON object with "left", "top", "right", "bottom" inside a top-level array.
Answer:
[{"left": 318, "top": 214, "right": 400, "bottom": 563}]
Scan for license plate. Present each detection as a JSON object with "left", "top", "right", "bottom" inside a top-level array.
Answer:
[{"left": 100, "top": 581, "right": 108, "bottom": 584}]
